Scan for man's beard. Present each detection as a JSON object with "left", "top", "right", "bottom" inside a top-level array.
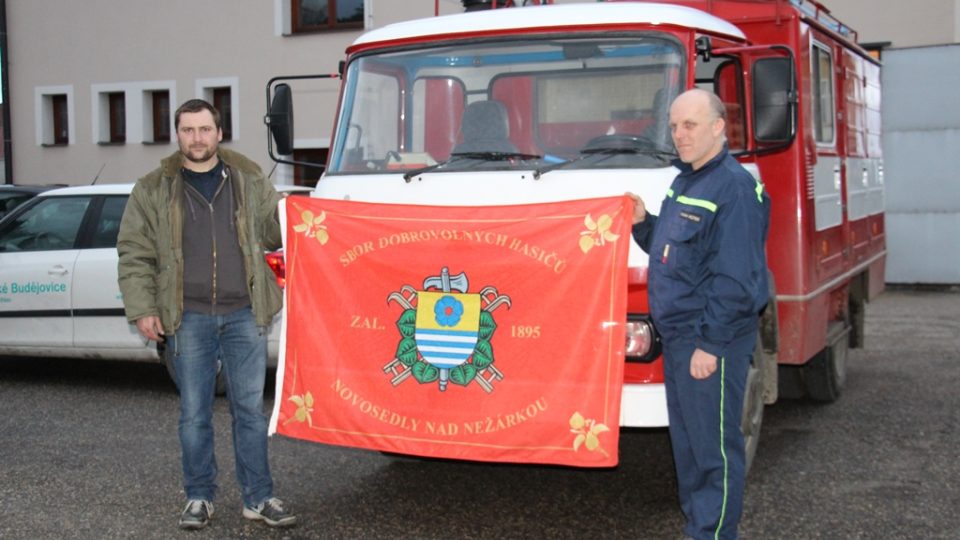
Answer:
[{"left": 181, "top": 143, "right": 217, "bottom": 164}]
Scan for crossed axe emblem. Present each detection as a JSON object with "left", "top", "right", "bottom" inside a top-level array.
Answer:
[{"left": 383, "top": 267, "right": 511, "bottom": 393}]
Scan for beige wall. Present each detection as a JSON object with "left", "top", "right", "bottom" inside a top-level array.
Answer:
[
  {"left": 5, "top": 0, "right": 524, "bottom": 184},
  {"left": 7, "top": 0, "right": 449, "bottom": 186},
  {"left": 818, "top": 0, "right": 960, "bottom": 48}
]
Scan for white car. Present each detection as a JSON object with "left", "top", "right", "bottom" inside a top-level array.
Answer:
[
  {"left": 0, "top": 183, "right": 283, "bottom": 385},
  {"left": 274, "top": 184, "right": 313, "bottom": 197}
]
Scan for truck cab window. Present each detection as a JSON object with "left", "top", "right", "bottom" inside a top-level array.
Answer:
[
  {"left": 328, "top": 36, "right": 684, "bottom": 174},
  {"left": 697, "top": 58, "right": 746, "bottom": 152}
]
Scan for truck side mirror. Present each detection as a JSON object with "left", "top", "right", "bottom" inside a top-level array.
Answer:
[
  {"left": 752, "top": 57, "right": 796, "bottom": 143},
  {"left": 267, "top": 83, "right": 295, "bottom": 156}
]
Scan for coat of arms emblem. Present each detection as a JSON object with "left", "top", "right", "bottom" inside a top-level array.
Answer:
[{"left": 383, "top": 267, "right": 511, "bottom": 392}]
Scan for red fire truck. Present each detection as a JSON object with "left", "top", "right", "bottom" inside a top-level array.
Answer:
[{"left": 265, "top": 0, "right": 885, "bottom": 465}]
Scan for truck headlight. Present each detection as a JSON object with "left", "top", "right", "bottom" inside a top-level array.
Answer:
[{"left": 625, "top": 315, "right": 661, "bottom": 363}]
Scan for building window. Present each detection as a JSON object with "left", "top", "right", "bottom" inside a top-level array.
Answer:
[
  {"left": 107, "top": 92, "right": 126, "bottom": 143},
  {"left": 52, "top": 95, "right": 69, "bottom": 145},
  {"left": 292, "top": 0, "right": 364, "bottom": 33},
  {"left": 151, "top": 90, "right": 171, "bottom": 142},
  {"left": 140, "top": 84, "right": 176, "bottom": 144},
  {"left": 812, "top": 42, "right": 835, "bottom": 144},
  {"left": 36, "top": 86, "right": 74, "bottom": 146},
  {"left": 211, "top": 87, "right": 233, "bottom": 141},
  {"left": 198, "top": 78, "right": 239, "bottom": 142}
]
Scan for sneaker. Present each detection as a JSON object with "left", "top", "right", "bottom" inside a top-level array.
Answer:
[
  {"left": 242, "top": 497, "right": 297, "bottom": 528},
  {"left": 178, "top": 499, "right": 214, "bottom": 530}
]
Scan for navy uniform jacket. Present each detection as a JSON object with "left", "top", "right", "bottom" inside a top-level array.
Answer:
[{"left": 632, "top": 146, "right": 770, "bottom": 357}]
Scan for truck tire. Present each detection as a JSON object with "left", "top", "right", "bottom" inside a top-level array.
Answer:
[
  {"left": 777, "top": 364, "right": 806, "bottom": 399},
  {"left": 803, "top": 319, "right": 850, "bottom": 402},
  {"left": 741, "top": 329, "right": 765, "bottom": 474},
  {"left": 742, "top": 270, "right": 778, "bottom": 472},
  {"left": 760, "top": 271, "right": 779, "bottom": 405}
]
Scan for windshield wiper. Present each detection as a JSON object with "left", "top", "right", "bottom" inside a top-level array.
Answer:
[
  {"left": 453, "top": 151, "right": 541, "bottom": 161},
  {"left": 533, "top": 147, "right": 676, "bottom": 179},
  {"left": 402, "top": 155, "right": 474, "bottom": 182},
  {"left": 403, "top": 152, "right": 542, "bottom": 182}
]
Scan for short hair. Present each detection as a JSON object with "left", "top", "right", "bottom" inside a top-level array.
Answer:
[{"left": 174, "top": 99, "right": 221, "bottom": 131}]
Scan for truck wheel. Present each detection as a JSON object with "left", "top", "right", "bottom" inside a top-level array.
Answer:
[
  {"left": 162, "top": 351, "right": 228, "bottom": 397},
  {"left": 804, "top": 320, "right": 850, "bottom": 402},
  {"left": 760, "top": 271, "right": 779, "bottom": 405},
  {"left": 777, "top": 364, "right": 806, "bottom": 399},
  {"left": 741, "top": 333, "right": 765, "bottom": 474}
]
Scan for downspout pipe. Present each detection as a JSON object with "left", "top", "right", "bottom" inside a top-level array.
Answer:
[{"left": 0, "top": 0, "right": 11, "bottom": 184}]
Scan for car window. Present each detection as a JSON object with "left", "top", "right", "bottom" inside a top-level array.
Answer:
[
  {"left": 0, "top": 193, "right": 33, "bottom": 220},
  {"left": 90, "top": 196, "right": 128, "bottom": 248},
  {"left": 0, "top": 196, "right": 92, "bottom": 252}
]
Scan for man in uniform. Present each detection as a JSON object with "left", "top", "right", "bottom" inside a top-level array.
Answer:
[{"left": 629, "top": 88, "right": 770, "bottom": 539}]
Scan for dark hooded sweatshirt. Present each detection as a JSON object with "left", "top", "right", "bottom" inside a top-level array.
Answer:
[{"left": 181, "top": 160, "right": 250, "bottom": 315}]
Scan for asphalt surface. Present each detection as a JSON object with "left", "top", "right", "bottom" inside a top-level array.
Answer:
[{"left": 0, "top": 287, "right": 958, "bottom": 539}]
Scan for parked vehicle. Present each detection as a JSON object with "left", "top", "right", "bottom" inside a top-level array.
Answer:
[
  {"left": 275, "top": 184, "right": 313, "bottom": 197},
  {"left": 0, "top": 184, "right": 283, "bottom": 385},
  {"left": 265, "top": 0, "right": 886, "bottom": 465},
  {"left": 0, "top": 185, "right": 59, "bottom": 222}
]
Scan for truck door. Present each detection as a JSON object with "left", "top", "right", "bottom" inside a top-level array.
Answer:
[
  {"left": 699, "top": 42, "right": 798, "bottom": 158},
  {"left": 839, "top": 47, "right": 881, "bottom": 266},
  {"left": 809, "top": 37, "right": 847, "bottom": 279}
]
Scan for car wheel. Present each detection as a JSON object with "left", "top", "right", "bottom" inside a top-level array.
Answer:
[
  {"left": 214, "top": 361, "right": 227, "bottom": 396},
  {"left": 161, "top": 349, "right": 178, "bottom": 391}
]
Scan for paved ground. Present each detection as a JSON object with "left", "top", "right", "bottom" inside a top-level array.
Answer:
[
  {"left": 0, "top": 287, "right": 957, "bottom": 539},
  {"left": 743, "top": 286, "right": 960, "bottom": 539}
]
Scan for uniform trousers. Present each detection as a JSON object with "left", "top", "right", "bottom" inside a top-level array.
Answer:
[{"left": 661, "top": 329, "right": 757, "bottom": 540}]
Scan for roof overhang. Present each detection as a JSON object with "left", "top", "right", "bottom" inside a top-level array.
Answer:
[{"left": 352, "top": 2, "right": 745, "bottom": 49}]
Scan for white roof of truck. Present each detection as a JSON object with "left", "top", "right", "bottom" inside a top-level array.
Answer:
[{"left": 353, "top": 2, "right": 745, "bottom": 47}]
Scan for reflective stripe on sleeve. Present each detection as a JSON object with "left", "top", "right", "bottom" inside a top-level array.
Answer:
[{"left": 675, "top": 195, "right": 717, "bottom": 213}]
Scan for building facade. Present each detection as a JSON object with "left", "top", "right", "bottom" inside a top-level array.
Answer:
[
  {"left": 4, "top": 0, "right": 478, "bottom": 186},
  {"left": 5, "top": 1, "right": 959, "bottom": 283},
  {"left": 828, "top": 0, "right": 960, "bottom": 283},
  {"left": 826, "top": 0, "right": 960, "bottom": 48},
  {"left": 7, "top": 0, "right": 954, "bottom": 186}
]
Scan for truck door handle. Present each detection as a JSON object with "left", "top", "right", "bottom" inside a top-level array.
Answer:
[{"left": 48, "top": 266, "right": 69, "bottom": 276}]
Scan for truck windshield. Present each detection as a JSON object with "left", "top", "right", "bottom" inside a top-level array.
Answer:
[{"left": 327, "top": 35, "right": 684, "bottom": 175}]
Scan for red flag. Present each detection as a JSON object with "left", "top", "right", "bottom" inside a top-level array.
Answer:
[{"left": 271, "top": 196, "right": 631, "bottom": 467}]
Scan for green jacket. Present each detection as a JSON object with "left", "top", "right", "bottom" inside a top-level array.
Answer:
[{"left": 117, "top": 148, "right": 283, "bottom": 331}]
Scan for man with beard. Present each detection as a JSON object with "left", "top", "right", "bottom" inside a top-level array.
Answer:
[{"left": 118, "top": 99, "right": 296, "bottom": 530}]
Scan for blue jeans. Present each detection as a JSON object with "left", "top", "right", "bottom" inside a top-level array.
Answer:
[{"left": 167, "top": 307, "right": 273, "bottom": 507}]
